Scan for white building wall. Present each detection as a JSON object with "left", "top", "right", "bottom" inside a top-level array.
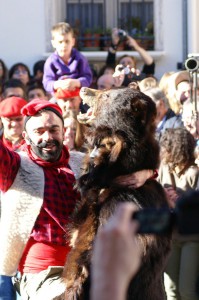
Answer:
[
  {"left": 187, "top": 0, "right": 199, "bottom": 54},
  {"left": 0, "top": 0, "right": 191, "bottom": 79},
  {"left": 154, "top": 0, "right": 184, "bottom": 78},
  {"left": 0, "top": 0, "right": 46, "bottom": 72}
]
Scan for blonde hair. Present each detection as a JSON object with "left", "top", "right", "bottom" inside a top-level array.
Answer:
[
  {"left": 159, "top": 71, "right": 175, "bottom": 96},
  {"left": 159, "top": 71, "right": 182, "bottom": 114},
  {"left": 51, "top": 22, "right": 74, "bottom": 39},
  {"left": 138, "top": 77, "right": 158, "bottom": 92}
]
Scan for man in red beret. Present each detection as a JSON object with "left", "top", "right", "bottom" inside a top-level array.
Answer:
[
  {"left": 54, "top": 91, "right": 83, "bottom": 118},
  {"left": 0, "top": 98, "right": 80, "bottom": 299},
  {"left": 0, "top": 96, "right": 27, "bottom": 151}
]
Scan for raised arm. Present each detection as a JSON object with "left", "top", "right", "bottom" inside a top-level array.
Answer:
[
  {"left": 126, "top": 36, "right": 153, "bottom": 66},
  {"left": 0, "top": 140, "right": 20, "bottom": 192}
]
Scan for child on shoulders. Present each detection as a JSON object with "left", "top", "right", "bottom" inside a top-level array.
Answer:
[{"left": 43, "top": 22, "right": 92, "bottom": 99}]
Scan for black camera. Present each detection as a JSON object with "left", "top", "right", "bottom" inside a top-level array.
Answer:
[
  {"left": 117, "top": 66, "right": 146, "bottom": 85},
  {"left": 185, "top": 56, "right": 199, "bottom": 72},
  {"left": 117, "top": 29, "right": 128, "bottom": 42},
  {"left": 133, "top": 190, "right": 199, "bottom": 235}
]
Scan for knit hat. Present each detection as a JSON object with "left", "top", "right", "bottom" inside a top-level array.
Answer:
[
  {"left": 0, "top": 97, "right": 27, "bottom": 117},
  {"left": 21, "top": 98, "right": 64, "bottom": 125}
]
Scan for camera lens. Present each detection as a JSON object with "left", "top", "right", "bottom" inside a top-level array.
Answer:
[{"left": 117, "top": 29, "right": 128, "bottom": 41}]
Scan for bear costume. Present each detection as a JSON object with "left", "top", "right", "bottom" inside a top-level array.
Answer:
[{"left": 63, "top": 87, "right": 171, "bottom": 300}]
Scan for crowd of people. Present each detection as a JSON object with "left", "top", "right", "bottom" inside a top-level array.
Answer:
[{"left": 0, "top": 21, "right": 199, "bottom": 300}]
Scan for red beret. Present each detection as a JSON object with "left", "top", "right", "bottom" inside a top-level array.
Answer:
[
  {"left": 54, "top": 88, "right": 80, "bottom": 99},
  {"left": 0, "top": 97, "right": 27, "bottom": 117},
  {"left": 21, "top": 98, "right": 63, "bottom": 123}
]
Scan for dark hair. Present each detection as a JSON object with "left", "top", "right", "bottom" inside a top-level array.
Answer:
[
  {"left": 27, "top": 79, "right": 46, "bottom": 95},
  {"left": 9, "top": 62, "right": 31, "bottom": 80},
  {"left": 160, "top": 128, "right": 196, "bottom": 171},
  {"left": 2, "top": 78, "right": 27, "bottom": 99},
  {"left": 118, "top": 54, "right": 137, "bottom": 68},
  {"left": 0, "top": 59, "right": 8, "bottom": 82},
  {"left": 33, "top": 60, "right": 46, "bottom": 77}
]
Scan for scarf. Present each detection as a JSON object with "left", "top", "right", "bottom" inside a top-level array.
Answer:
[{"left": 21, "top": 143, "right": 70, "bottom": 168}]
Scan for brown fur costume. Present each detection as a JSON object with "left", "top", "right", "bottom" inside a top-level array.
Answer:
[{"left": 63, "top": 87, "right": 171, "bottom": 300}]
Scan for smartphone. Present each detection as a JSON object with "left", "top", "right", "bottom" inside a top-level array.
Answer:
[{"left": 133, "top": 208, "right": 175, "bottom": 235}]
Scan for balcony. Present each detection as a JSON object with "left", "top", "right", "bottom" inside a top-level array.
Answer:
[{"left": 76, "top": 34, "right": 154, "bottom": 52}]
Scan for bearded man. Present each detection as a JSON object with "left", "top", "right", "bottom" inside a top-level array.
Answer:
[{"left": 0, "top": 99, "right": 80, "bottom": 300}]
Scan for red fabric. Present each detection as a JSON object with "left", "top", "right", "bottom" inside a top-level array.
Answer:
[
  {"left": 2, "top": 135, "right": 25, "bottom": 151},
  {"left": 21, "top": 143, "right": 70, "bottom": 169},
  {"left": 151, "top": 169, "right": 158, "bottom": 179},
  {"left": 54, "top": 88, "right": 80, "bottom": 99},
  {"left": 0, "top": 139, "right": 21, "bottom": 192},
  {"left": 21, "top": 98, "right": 63, "bottom": 117},
  {"left": 0, "top": 139, "right": 80, "bottom": 272},
  {"left": 18, "top": 238, "right": 70, "bottom": 273},
  {"left": 0, "top": 97, "right": 27, "bottom": 117}
]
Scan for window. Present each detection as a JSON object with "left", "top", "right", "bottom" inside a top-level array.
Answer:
[
  {"left": 45, "top": 0, "right": 157, "bottom": 52},
  {"left": 66, "top": 2, "right": 104, "bottom": 32},
  {"left": 118, "top": 0, "right": 154, "bottom": 50},
  {"left": 119, "top": 1, "right": 153, "bottom": 35},
  {"left": 65, "top": 0, "right": 154, "bottom": 50}
]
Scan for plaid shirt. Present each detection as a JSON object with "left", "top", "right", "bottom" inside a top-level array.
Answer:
[{"left": 0, "top": 140, "right": 79, "bottom": 246}]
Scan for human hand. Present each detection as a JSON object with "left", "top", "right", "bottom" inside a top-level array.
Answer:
[
  {"left": 55, "top": 78, "right": 81, "bottom": 91},
  {"left": 114, "top": 169, "right": 153, "bottom": 188},
  {"left": 91, "top": 203, "right": 141, "bottom": 300},
  {"left": 112, "top": 64, "right": 126, "bottom": 86},
  {"left": 131, "top": 67, "right": 141, "bottom": 77},
  {"left": 62, "top": 78, "right": 81, "bottom": 90},
  {"left": 111, "top": 28, "right": 120, "bottom": 46},
  {"left": 113, "top": 64, "right": 141, "bottom": 87},
  {"left": 164, "top": 186, "right": 178, "bottom": 209}
]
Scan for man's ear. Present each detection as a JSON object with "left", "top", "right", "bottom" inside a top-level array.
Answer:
[{"left": 22, "top": 131, "right": 30, "bottom": 145}]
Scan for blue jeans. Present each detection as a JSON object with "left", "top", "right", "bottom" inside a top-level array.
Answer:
[{"left": 0, "top": 275, "right": 16, "bottom": 300}]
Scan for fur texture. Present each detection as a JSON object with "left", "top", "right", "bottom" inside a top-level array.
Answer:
[{"left": 63, "top": 87, "right": 171, "bottom": 300}]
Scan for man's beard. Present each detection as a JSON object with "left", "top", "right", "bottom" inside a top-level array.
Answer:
[{"left": 27, "top": 137, "right": 63, "bottom": 162}]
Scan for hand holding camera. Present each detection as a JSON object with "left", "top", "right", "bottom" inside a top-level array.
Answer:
[
  {"left": 111, "top": 28, "right": 140, "bottom": 49},
  {"left": 113, "top": 63, "right": 144, "bottom": 86},
  {"left": 133, "top": 190, "right": 199, "bottom": 236},
  {"left": 111, "top": 28, "right": 121, "bottom": 46}
]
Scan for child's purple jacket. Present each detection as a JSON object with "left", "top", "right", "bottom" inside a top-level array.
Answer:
[{"left": 43, "top": 48, "right": 92, "bottom": 94}]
